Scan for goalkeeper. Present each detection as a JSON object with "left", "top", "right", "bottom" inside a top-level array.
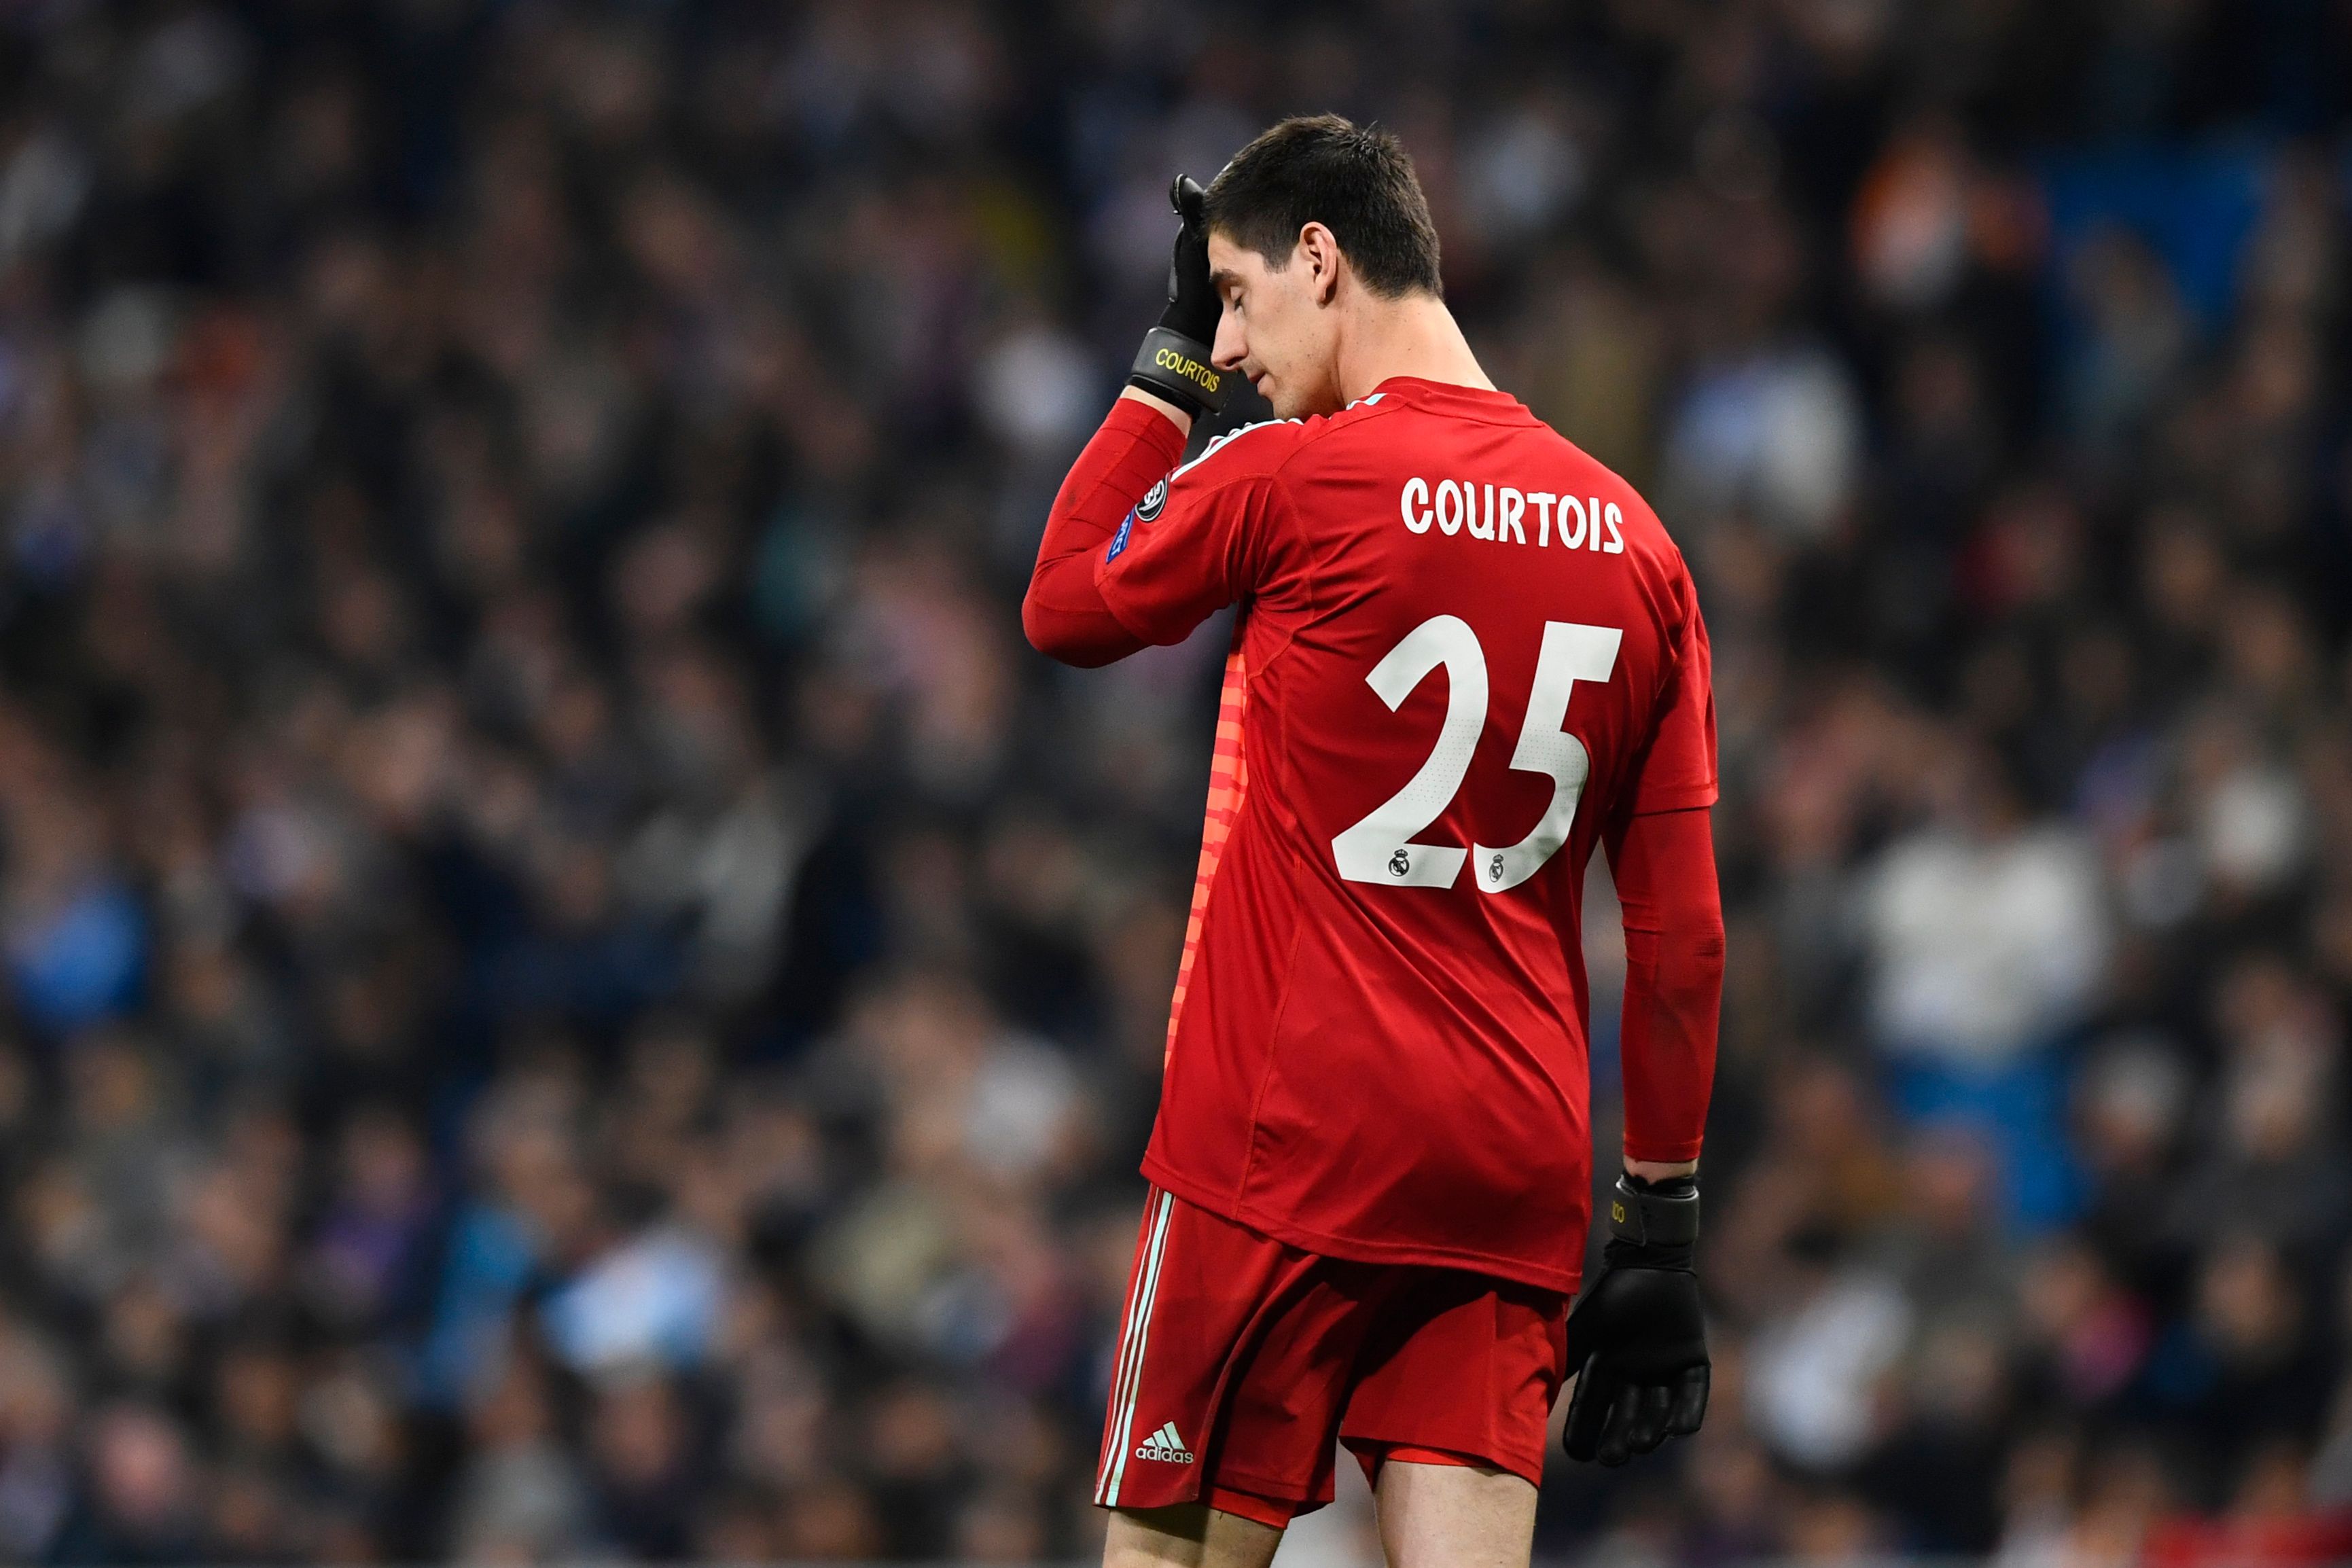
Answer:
[{"left": 1025, "top": 116, "right": 1724, "bottom": 1568}]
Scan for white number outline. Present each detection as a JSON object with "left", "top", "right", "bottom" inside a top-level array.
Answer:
[
  {"left": 1474, "top": 622, "right": 1622, "bottom": 892},
  {"left": 1330, "top": 616, "right": 1486, "bottom": 888},
  {"left": 1332, "top": 617, "right": 1619, "bottom": 891}
]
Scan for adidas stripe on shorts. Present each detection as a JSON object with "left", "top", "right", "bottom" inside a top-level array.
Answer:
[{"left": 1094, "top": 1184, "right": 1572, "bottom": 1527}]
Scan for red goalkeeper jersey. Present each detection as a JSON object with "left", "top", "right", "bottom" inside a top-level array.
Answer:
[{"left": 1081, "top": 378, "right": 1716, "bottom": 1294}]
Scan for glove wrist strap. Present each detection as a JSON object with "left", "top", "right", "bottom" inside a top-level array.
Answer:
[
  {"left": 1128, "top": 327, "right": 1227, "bottom": 416},
  {"left": 1605, "top": 1172, "right": 1699, "bottom": 1268}
]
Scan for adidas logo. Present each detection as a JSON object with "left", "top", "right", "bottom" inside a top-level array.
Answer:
[{"left": 1133, "top": 1421, "right": 1194, "bottom": 1464}]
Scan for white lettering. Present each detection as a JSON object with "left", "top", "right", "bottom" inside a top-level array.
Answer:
[
  {"left": 1402, "top": 476, "right": 1432, "bottom": 533},
  {"left": 1398, "top": 482, "right": 1624, "bottom": 557},
  {"left": 1436, "top": 479, "right": 1463, "bottom": 535},
  {"left": 1557, "top": 495, "right": 1587, "bottom": 549},
  {"left": 1497, "top": 488, "right": 1526, "bottom": 544},
  {"left": 1469, "top": 482, "right": 1496, "bottom": 540}
]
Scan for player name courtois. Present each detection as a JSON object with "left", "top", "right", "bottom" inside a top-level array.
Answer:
[
  {"left": 1151, "top": 344, "right": 1222, "bottom": 393},
  {"left": 1398, "top": 477, "right": 1626, "bottom": 552}
]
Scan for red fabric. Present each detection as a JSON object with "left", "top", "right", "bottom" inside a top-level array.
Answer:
[
  {"left": 1200, "top": 1484, "right": 1296, "bottom": 1529},
  {"left": 1040, "top": 377, "right": 1721, "bottom": 1291},
  {"left": 1607, "top": 805, "right": 1724, "bottom": 1164},
  {"left": 1366, "top": 1443, "right": 1484, "bottom": 1470},
  {"left": 1094, "top": 1187, "right": 1567, "bottom": 1519},
  {"left": 2144, "top": 1514, "right": 2352, "bottom": 1568},
  {"left": 1198, "top": 1448, "right": 1489, "bottom": 1529},
  {"left": 1194, "top": 1457, "right": 1486, "bottom": 1523},
  {"left": 1022, "top": 395, "right": 1187, "bottom": 666},
  {"left": 1166, "top": 647, "right": 1247, "bottom": 1063}
]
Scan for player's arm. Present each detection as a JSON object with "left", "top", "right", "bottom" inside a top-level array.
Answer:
[
  {"left": 1022, "top": 391, "right": 1189, "bottom": 666},
  {"left": 1022, "top": 177, "right": 1230, "bottom": 669},
  {"left": 1607, "top": 571, "right": 1724, "bottom": 1170},
  {"left": 1558, "top": 806, "right": 1721, "bottom": 1469},
  {"left": 1562, "top": 575, "right": 1722, "bottom": 1469},
  {"left": 1610, "top": 804, "right": 1724, "bottom": 1174}
]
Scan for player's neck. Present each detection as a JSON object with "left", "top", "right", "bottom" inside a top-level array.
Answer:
[{"left": 1334, "top": 291, "right": 1495, "bottom": 405}]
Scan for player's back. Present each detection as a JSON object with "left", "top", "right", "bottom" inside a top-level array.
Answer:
[{"left": 1099, "top": 376, "right": 1715, "bottom": 1293}]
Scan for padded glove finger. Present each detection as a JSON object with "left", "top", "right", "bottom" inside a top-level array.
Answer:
[
  {"left": 1596, "top": 1379, "right": 1640, "bottom": 1467},
  {"left": 1625, "top": 1383, "right": 1673, "bottom": 1455},
  {"left": 1563, "top": 1353, "right": 1616, "bottom": 1464},
  {"left": 1669, "top": 1365, "right": 1710, "bottom": 1437},
  {"left": 1172, "top": 173, "right": 1207, "bottom": 230}
]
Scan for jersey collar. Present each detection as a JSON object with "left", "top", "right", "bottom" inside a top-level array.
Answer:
[{"left": 1367, "top": 376, "right": 1538, "bottom": 422}]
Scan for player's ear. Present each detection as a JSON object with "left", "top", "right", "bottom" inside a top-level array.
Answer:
[{"left": 1299, "top": 222, "right": 1341, "bottom": 306}]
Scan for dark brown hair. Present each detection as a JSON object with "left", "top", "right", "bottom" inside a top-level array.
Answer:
[{"left": 1202, "top": 114, "right": 1443, "bottom": 299}]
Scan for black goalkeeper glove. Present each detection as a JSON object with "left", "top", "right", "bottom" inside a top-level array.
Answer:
[
  {"left": 1561, "top": 1172, "right": 1711, "bottom": 1467},
  {"left": 1126, "top": 175, "right": 1229, "bottom": 418}
]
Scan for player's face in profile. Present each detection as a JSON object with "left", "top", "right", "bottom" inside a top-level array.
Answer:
[{"left": 1206, "top": 232, "right": 1344, "bottom": 421}]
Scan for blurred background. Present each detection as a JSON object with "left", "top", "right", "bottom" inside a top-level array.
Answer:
[{"left": 1, "top": 1, "right": 2351, "bottom": 1564}]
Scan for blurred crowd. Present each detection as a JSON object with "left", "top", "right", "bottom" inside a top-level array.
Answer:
[{"left": 1, "top": 0, "right": 2351, "bottom": 1563}]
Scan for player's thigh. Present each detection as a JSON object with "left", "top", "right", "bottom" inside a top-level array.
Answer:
[
  {"left": 1103, "top": 1503, "right": 1283, "bottom": 1568},
  {"left": 1374, "top": 1457, "right": 1538, "bottom": 1568}
]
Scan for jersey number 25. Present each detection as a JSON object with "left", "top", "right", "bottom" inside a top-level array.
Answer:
[{"left": 1332, "top": 616, "right": 1622, "bottom": 893}]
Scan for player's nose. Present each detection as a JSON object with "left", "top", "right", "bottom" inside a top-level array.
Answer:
[{"left": 1212, "top": 310, "right": 1246, "bottom": 373}]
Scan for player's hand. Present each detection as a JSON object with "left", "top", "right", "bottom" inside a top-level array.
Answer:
[
  {"left": 1126, "top": 175, "right": 1228, "bottom": 417},
  {"left": 1561, "top": 1173, "right": 1709, "bottom": 1467},
  {"left": 1158, "top": 175, "right": 1220, "bottom": 346}
]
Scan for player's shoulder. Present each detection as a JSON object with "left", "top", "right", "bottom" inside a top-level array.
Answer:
[
  {"left": 1168, "top": 414, "right": 1315, "bottom": 488},
  {"left": 1525, "top": 427, "right": 1703, "bottom": 635},
  {"left": 1171, "top": 391, "right": 1408, "bottom": 484},
  {"left": 1539, "top": 429, "right": 1688, "bottom": 573}
]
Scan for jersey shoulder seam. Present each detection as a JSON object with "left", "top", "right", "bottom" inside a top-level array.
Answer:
[
  {"left": 1250, "top": 395, "right": 1415, "bottom": 529},
  {"left": 1171, "top": 416, "right": 1307, "bottom": 482},
  {"left": 1243, "top": 397, "right": 1413, "bottom": 678},
  {"left": 1184, "top": 394, "right": 1412, "bottom": 493},
  {"left": 1262, "top": 393, "right": 1412, "bottom": 482}
]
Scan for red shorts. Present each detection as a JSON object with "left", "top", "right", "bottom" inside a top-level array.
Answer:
[{"left": 1092, "top": 1186, "right": 1571, "bottom": 1527}]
